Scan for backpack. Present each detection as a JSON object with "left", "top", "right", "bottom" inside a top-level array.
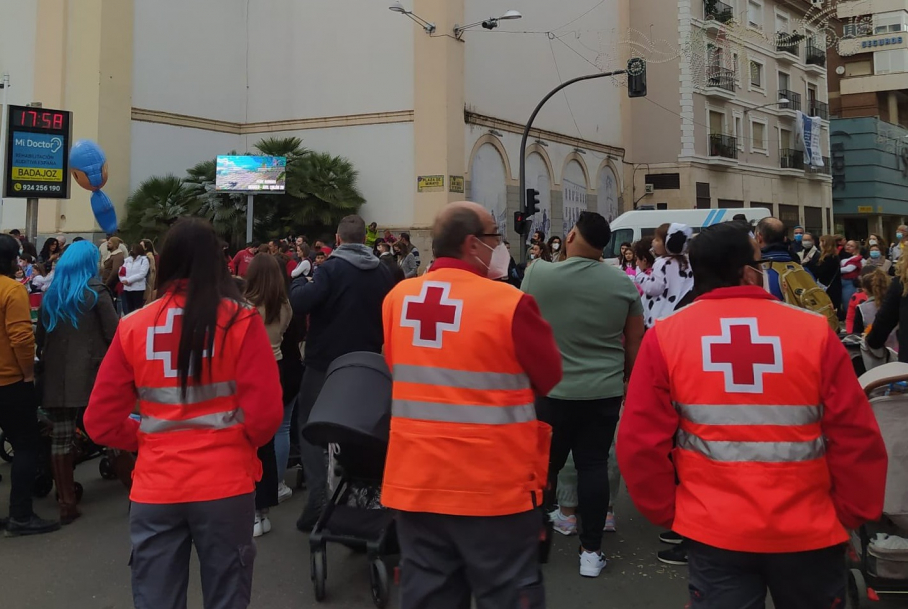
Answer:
[{"left": 764, "top": 261, "right": 840, "bottom": 332}]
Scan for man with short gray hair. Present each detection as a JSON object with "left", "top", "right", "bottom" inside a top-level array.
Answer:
[{"left": 290, "top": 214, "right": 395, "bottom": 530}]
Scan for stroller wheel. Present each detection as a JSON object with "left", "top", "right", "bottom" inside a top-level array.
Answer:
[
  {"left": 0, "top": 431, "right": 13, "bottom": 462},
  {"left": 99, "top": 457, "right": 117, "bottom": 480},
  {"left": 33, "top": 474, "right": 53, "bottom": 498},
  {"left": 311, "top": 549, "right": 326, "bottom": 602},
  {"left": 847, "top": 568, "right": 869, "bottom": 608},
  {"left": 370, "top": 559, "right": 390, "bottom": 609}
]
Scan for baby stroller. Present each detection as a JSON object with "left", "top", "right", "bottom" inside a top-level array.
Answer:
[
  {"left": 302, "top": 352, "right": 397, "bottom": 608},
  {"left": 847, "top": 363, "right": 908, "bottom": 607},
  {"left": 840, "top": 333, "right": 897, "bottom": 377}
]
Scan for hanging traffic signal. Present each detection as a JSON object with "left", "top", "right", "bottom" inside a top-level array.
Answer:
[
  {"left": 627, "top": 58, "right": 647, "bottom": 98},
  {"left": 526, "top": 188, "right": 540, "bottom": 217},
  {"left": 514, "top": 211, "right": 532, "bottom": 235}
]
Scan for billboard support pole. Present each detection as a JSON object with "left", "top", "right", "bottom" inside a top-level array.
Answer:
[
  {"left": 25, "top": 197, "right": 38, "bottom": 242},
  {"left": 0, "top": 74, "right": 9, "bottom": 231},
  {"left": 246, "top": 194, "right": 254, "bottom": 244}
]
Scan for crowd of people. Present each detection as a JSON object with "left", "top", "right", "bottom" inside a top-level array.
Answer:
[{"left": 0, "top": 207, "right": 899, "bottom": 608}]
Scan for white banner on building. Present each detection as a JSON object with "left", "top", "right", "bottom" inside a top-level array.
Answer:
[
  {"left": 562, "top": 179, "right": 587, "bottom": 237},
  {"left": 796, "top": 110, "right": 824, "bottom": 168}
]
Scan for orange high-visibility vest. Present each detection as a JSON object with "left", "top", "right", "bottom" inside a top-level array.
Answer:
[
  {"left": 381, "top": 268, "right": 550, "bottom": 517},
  {"left": 118, "top": 296, "right": 263, "bottom": 504},
  {"left": 655, "top": 297, "right": 849, "bottom": 553}
]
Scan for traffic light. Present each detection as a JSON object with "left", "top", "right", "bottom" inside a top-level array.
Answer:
[
  {"left": 526, "top": 188, "right": 540, "bottom": 217},
  {"left": 627, "top": 57, "right": 647, "bottom": 98},
  {"left": 514, "top": 211, "right": 532, "bottom": 236}
]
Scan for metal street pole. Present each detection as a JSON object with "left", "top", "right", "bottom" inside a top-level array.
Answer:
[
  {"left": 518, "top": 69, "right": 626, "bottom": 263},
  {"left": 246, "top": 194, "right": 254, "bottom": 244},
  {"left": 0, "top": 73, "right": 9, "bottom": 230},
  {"left": 24, "top": 101, "right": 42, "bottom": 243}
]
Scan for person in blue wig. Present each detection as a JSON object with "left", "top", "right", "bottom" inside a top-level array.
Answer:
[{"left": 36, "top": 240, "right": 119, "bottom": 524}]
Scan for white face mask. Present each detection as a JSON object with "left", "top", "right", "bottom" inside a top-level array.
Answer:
[
  {"left": 476, "top": 240, "right": 510, "bottom": 280},
  {"left": 552, "top": 243, "right": 561, "bottom": 252}
]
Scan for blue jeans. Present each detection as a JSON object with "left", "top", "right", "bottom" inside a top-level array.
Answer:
[{"left": 274, "top": 399, "right": 295, "bottom": 483}]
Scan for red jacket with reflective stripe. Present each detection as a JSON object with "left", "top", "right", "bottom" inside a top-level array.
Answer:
[
  {"left": 84, "top": 291, "right": 283, "bottom": 504},
  {"left": 617, "top": 286, "right": 888, "bottom": 553},
  {"left": 381, "top": 261, "right": 561, "bottom": 517}
]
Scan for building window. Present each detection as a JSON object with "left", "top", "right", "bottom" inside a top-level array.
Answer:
[
  {"left": 732, "top": 52, "right": 740, "bottom": 82},
  {"left": 751, "top": 120, "right": 767, "bottom": 152},
  {"left": 780, "top": 128, "right": 792, "bottom": 149},
  {"left": 843, "top": 17, "right": 873, "bottom": 38},
  {"left": 775, "top": 11, "right": 790, "bottom": 34},
  {"left": 778, "top": 71, "right": 790, "bottom": 92},
  {"left": 750, "top": 60, "right": 764, "bottom": 89},
  {"left": 709, "top": 110, "right": 726, "bottom": 135},
  {"left": 874, "top": 49, "right": 908, "bottom": 74},
  {"left": 748, "top": 0, "right": 763, "bottom": 29},
  {"left": 874, "top": 11, "right": 908, "bottom": 34},
  {"left": 734, "top": 115, "right": 743, "bottom": 149}
]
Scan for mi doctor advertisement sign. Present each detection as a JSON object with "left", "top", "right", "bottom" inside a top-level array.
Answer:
[{"left": 3, "top": 104, "right": 72, "bottom": 199}]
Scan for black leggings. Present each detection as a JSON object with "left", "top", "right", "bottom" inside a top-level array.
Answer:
[
  {"left": 0, "top": 381, "right": 42, "bottom": 520},
  {"left": 121, "top": 291, "right": 145, "bottom": 316}
]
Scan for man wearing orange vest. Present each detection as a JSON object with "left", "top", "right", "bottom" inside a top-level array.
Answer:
[
  {"left": 382, "top": 201, "right": 562, "bottom": 609},
  {"left": 617, "top": 221, "right": 888, "bottom": 608}
]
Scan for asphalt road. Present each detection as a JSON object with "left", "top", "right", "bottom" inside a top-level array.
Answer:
[{"left": 0, "top": 461, "right": 904, "bottom": 608}]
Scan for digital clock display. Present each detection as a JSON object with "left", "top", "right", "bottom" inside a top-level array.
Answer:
[
  {"left": 4, "top": 104, "right": 72, "bottom": 199},
  {"left": 12, "top": 109, "right": 68, "bottom": 131}
]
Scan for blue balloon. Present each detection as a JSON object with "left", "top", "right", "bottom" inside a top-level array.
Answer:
[{"left": 69, "top": 139, "right": 118, "bottom": 234}]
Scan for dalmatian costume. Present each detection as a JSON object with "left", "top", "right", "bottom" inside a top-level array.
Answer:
[{"left": 640, "top": 223, "right": 695, "bottom": 329}]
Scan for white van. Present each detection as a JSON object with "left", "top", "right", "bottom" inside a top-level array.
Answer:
[{"left": 604, "top": 208, "right": 770, "bottom": 260}]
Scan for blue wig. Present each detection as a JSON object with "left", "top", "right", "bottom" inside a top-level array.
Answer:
[{"left": 42, "top": 241, "right": 101, "bottom": 332}]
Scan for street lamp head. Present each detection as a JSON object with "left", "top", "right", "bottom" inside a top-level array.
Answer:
[
  {"left": 779, "top": 97, "right": 790, "bottom": 105},
  {"left": 499, "top": 10, "right": 522, "bottom": 20},
  {"left": 389, "top": 2, "right": 406, "bottom": 13}
]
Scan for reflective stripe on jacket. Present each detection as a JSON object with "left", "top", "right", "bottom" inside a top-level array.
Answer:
[
  {"left": 654, "top": 297, "right": 849, "bottom": 553},
  {"left": 118, "top": 295, "right": 263, "bottom": 504},
  {"left": 381, "top": 267, "right": 550, "bottom": 517}
]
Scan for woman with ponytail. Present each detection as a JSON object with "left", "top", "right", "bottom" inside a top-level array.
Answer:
[
  {"left": 84, "top": 218, "right": 283, "bottom": 608},
  {"left": 36, "top": 240, "right": 119, "bottom": 524}
]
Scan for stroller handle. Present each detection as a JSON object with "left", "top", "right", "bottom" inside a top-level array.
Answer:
[{"left": 858, "top": 362, "right": 908, "bottom": 395}]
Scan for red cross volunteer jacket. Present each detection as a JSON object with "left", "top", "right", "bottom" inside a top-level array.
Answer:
[
  {"left": 381, "top": 258, "right": 562, "bottom": 517},
  {"left": 617, "top": 286, "right": 887, "bottom": 553},
  {"left": 84, "top": 290, "right": 283, "bottom": 504}
]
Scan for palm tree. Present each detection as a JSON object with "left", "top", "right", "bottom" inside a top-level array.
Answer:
[
  {"left": 286, "top": 152, "right": 366, "bottom": 228},
  {"left": 185, "top": 157, "right": 250, "bottom": 249},
  {"left": 250, "top": 137, "right": 365, "bottom": 238},
  {"left": 120, "top": 175, "right": 199, "bottom": 244}
]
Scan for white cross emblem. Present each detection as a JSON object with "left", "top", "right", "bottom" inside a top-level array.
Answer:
[
  {"left": 146, "top": 308, "right": 212, "bottom": 378},
  {"left": 400, "top": 281, "right": 464, "bottom": 349},
  {"left": 702, "top": 318, "right": 784, "bottom": 394}
]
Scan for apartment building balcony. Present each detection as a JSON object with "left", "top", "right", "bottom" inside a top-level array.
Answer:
[
  {"left": 776, "top": 33, "right": 801, "bottom": 63},
  {"left": 705, "top": 68, "right": 736, "bottom": 98},
  {"left": 780, "top": 149, "right": 805, "bottom": 170},
  {"left": 806, "top": 157, "right": 831, "bottom": 176},
  {"left": 704, "top": 0, "right": 734, "bottom": 24},
  {"left": 778, "top": 90, "right": 802, "bottom": 115},
  {"left": 808, "top": 100, "right": 829, "bottom": 121},
  {"left": 709, "top": 134, "right": 738, "bottom": 160},
  {"left": 805, "top": 40, "right": 826, "bottom": 72}
]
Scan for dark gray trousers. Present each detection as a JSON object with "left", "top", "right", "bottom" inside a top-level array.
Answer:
[
  {"left": 296, "top": 366, "right": 328, "bottom": 521},
  {"left": 397, "top": 510, "right": 545, "bottom": 609},
  {"left": 687, "top": 541, "right": 846, "bottom": 609},
  {"left": 129, "top": 493, "right": 256, "bottom": 609}
]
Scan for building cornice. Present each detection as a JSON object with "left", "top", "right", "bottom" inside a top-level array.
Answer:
[{"left": 130, "top": 108, "right": 415, "bottom": 134}]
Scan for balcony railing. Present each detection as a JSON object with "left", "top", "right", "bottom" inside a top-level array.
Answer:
[
  {"left": 806, "top": 40, "right": 826, "bottom": 67},
  {"left": 806, "top": 157, "right": 831, "bottom": 175},
  {"left": 704, "top": 0, "right": 734, "bottom": 23},
  {"left": 709, "top": 134, "right": 738, "bottom": 159},
  {"left": 706, "top": 68, "right": 736, "bottom": 92},
  {"left": 779, "top": 89, "right": 801, "bottom": 111},
  {"left": 776, "top": 32, "right": 801, "bottom": 56},
  {"left": 780, "top": 149, "right": 805, "bottom": 170},
  {"left": 808, "top": 100, "right": 829, "bottom": 120}
]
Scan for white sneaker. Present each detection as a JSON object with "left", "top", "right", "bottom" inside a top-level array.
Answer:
[
  {"left": 253, "top": 514, "right": 264, "bottom": 538},
  {"left": 549, "top": 508, "right": 577, "bottom": 536},
  {"left": 261, "top": 515, "right": 272, "bottom": 534},
  {"left": 278, "top": 482, "right": 293, "bottom": 504},
  {"left": 579, "top": 550, "right": 607, "bottom": 578}
]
